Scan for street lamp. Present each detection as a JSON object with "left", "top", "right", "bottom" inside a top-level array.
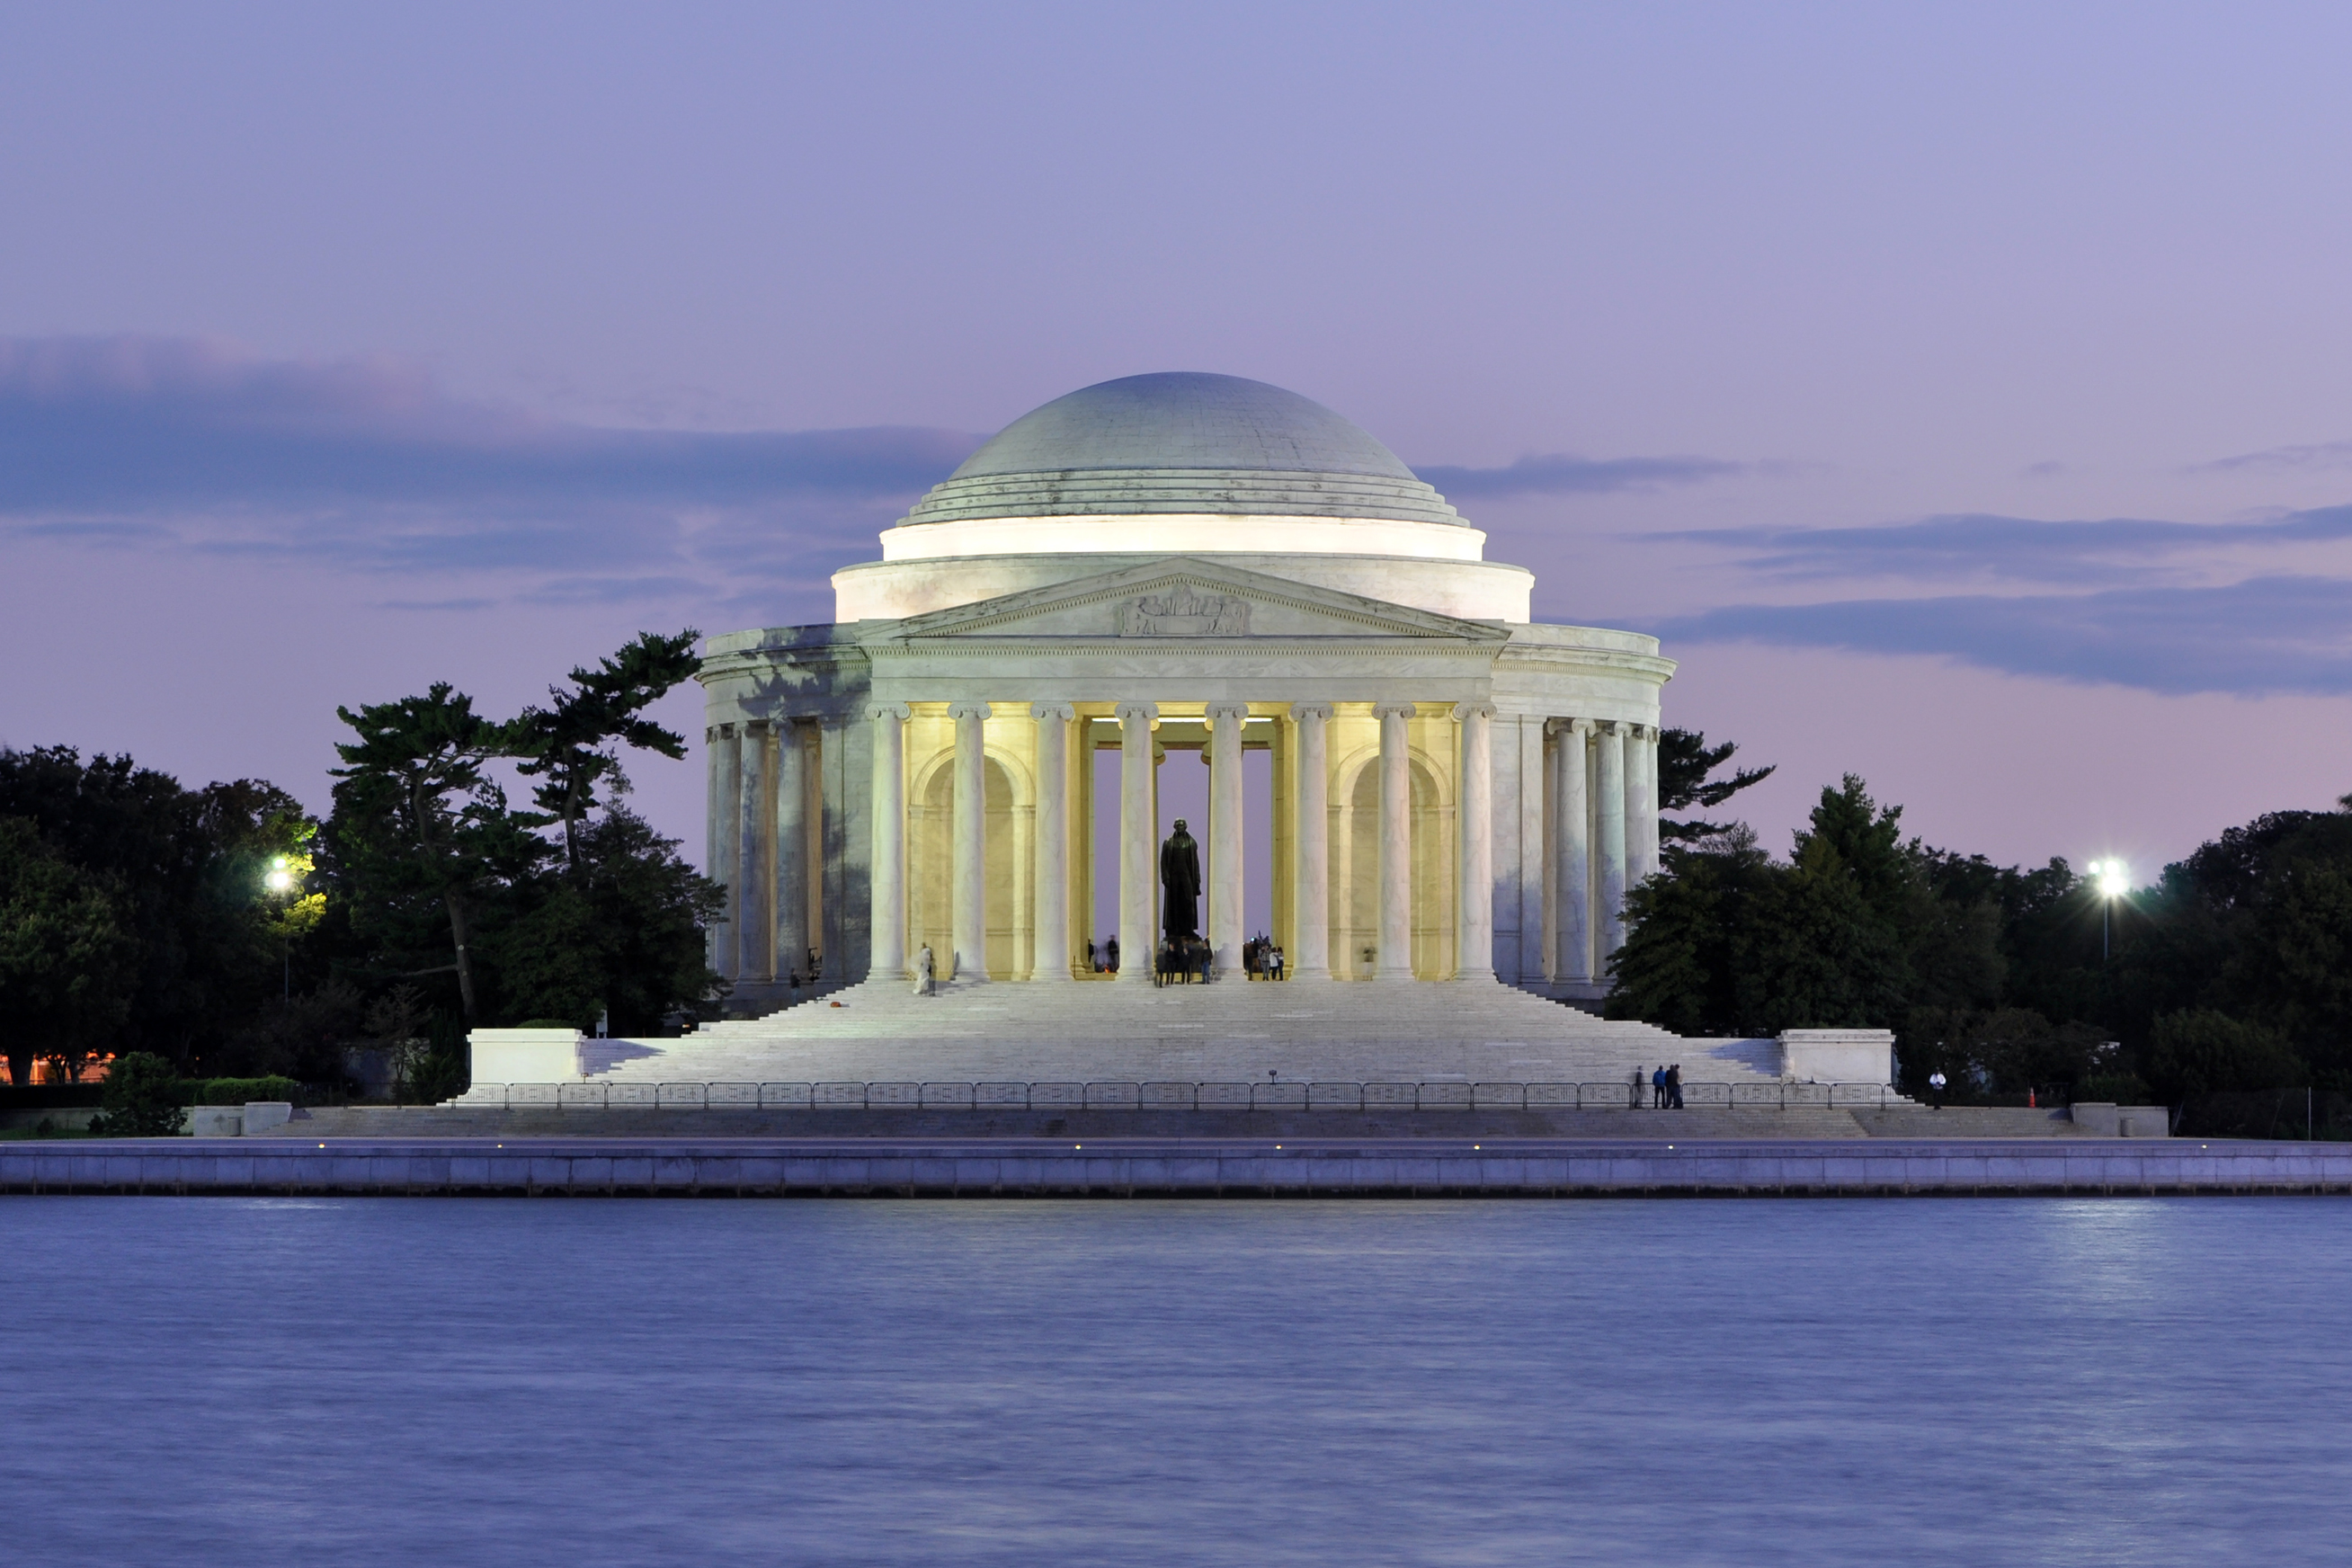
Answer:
[
  {"left": 265, "top": 856, "right": 295, "bottom": 1000},
  {"left": 2088, "top": 858, "right": 2129, "bottom": 961}
]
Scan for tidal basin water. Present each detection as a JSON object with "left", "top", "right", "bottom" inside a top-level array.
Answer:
[{"left": 4, "top": 1197, "right": 2347, "bottom": 1566}]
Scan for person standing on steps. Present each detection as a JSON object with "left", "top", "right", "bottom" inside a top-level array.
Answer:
[
  {"left": 1929, "top": 1070, "right": 1947, "bottom": 1109},
  {"left": 1106, "top": 935, "right": 1119, "bottom": 975},
  {"left": 1633, "top": 1065, "right": 1650, "bottom": 1109},
  {"left": 1652, "top": 1065, "right": 1667, "bottom": 1109},
  {"left": 1667, "top": 1063, "right": 1684, "bottom": 1110},
  {"left": 913, "top": 943, "right": 934, "bottom": 997}
]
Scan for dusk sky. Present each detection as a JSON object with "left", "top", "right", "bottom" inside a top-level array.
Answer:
[{"left": 4, "top": 2, "right": 2349, "bottom": 881}]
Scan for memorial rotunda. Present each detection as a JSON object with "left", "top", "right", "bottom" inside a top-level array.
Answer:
[{"left": 697, "top": 372, "right": 1668, "bottom": 1012}]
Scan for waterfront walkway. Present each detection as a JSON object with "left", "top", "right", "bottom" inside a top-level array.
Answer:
[{"left": 7, "top": 1136, "right": 2346, "bottom": 1197}]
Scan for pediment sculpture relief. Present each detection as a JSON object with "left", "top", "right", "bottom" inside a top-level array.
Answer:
[{"left": 1117, "top": 584, "right": 1251, "bottom": 637}]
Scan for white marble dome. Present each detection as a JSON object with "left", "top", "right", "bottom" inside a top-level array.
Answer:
[
  {"left": 901, "top": 372, "right": 1466, "bottom": 528},
  {"left": 840, "top": 371, "right": 1529, "bottom": 621}
]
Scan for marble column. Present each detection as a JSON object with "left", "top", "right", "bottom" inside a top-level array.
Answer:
[
  {"left": 1374, "top": 701, "right": 1416, "bottom": 980},
  {"left": 1624, "top": 723, "right": 1655, "bottom": 886},
  {"left": 705, "top": 726, "right": 727, "bottom": 976},
  {"left": 1554, "top": 718, "right": 1591, "bottom": 984},
  {"left": 1206, "top": 702, "right": 1248, "bottom": 977},
  {"left": 1596, "top": 720, "right": 1628, "bottom": 962},
  {"left": 1453, "top": 702, "right": 1495, "bottom": 982},
  {"left": 867, "top": 703, "right": 909, "bottom": 978},
  {"left": 773, "top": 721, "right": 809, "bottom": 984},
  {"left": 1117, "top": 700, "right": 1158, "bottom": 985},
  {"left": 1288, "top": 703, "right": 1332, "bottom": 980},
  {"left": 1030, "top": 702, "right": 1075, "bottom": 982},
  {"left": 949, "top": 700, "right": 990, "bottom": 984},
  {"left": 1516, "top": 715, "right": 1545, "bottom": 984},
  {"left": 736, "top": 722, "right": 771, "bottom": 981},
  {"left": 1638, "top": 725, "right": 1662, "bottom": 883},
  {"left": 710, "top": 723, "right": 742, "bottom": 982}
]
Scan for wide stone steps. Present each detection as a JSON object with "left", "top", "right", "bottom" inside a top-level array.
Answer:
[{"left": 575, "top": 977, "right": 1798, "bottom": 1091}]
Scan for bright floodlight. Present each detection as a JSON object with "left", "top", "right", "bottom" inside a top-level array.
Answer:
[
  {"left": 2096, "top": 860, "right": 2130, "bottom": 898},
  {"left": 265, "top": 869, "right": 294, "bottom": 893}
]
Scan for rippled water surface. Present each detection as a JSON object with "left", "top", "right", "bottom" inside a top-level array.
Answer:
[{"left": 3, "top": 1196, "right": 2347, "bottom": 1566}]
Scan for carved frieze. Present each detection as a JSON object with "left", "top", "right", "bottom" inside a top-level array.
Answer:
[{"left": 1117, "top": 584, "right": 1251, "bottom": 637}]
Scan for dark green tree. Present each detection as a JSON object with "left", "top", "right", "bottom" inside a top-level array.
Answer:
[
  {"left": 1736, "top": 833, "right": 1911, "bottom": 1033},
  {"left": 491, "top": 805, "right": 725, "bottom": 1032},
  {"left": 328, "top": 683, "right": 547, "bottom": 1021},
  {"left": 0, "top": 748, "right": 313, "bottom": 1068},
  {"left": 2143, "top": 1009, "right": 2307, "bottom": 1100},
  {"left": 1607, "top": 826, "right": 1775, "bottom": 1034},
  {"left": 0, "top": 817, "right": 138, "bottom": 1089},
  {"left": 86, "top": 1050, "right": 187, "bottom": 1137},
  {"left": 1657, "top": 728, "right": 1775, "bottom": 843},
  {"left": 511, "top": 630, "right": 701, "bottom": 872}
]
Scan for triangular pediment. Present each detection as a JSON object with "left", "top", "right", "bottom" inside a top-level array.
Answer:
[{"left": 879, "top": 557, "right": 1510, "bottom": 645}]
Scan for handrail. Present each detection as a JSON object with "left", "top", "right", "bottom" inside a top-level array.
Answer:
[{"left": 476, "top": 1080, "right": 1909, "bottom": 1111}]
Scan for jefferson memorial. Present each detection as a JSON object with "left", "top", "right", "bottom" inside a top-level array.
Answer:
[
  {"left": 459, "top": 371, "right": 1899, "bottom": 1093},
  {"left": 698, "top": 372, "right": 1665, "bottom": 1012}
]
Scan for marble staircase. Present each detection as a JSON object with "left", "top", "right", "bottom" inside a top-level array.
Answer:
[{"left": 573, "top": 976, "right": 1797, "bottom": 1091}]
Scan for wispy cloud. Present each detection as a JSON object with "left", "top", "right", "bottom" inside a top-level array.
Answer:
[
  {"left": 2196, "top": 440, "right": 2352, "bottom": 473},
  {"left": 1648, "top": 575, "right": 2352, "bottom": 696},
  {"left": 1415, "top": 450, "right": 1746, "bottom": 498},
  {"left": 0, "top": 335, "right": 979, "bottom": 598},
  {"left": 1662, "top": 506, "right": 2352, "bottom": 586}
]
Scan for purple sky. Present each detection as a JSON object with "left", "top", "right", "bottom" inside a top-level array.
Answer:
[{"left": 4, "top": 2, "right": 2349, "bottom": 884}]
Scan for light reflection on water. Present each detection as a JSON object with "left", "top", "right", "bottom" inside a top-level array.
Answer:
[{"left": 3, "top": 1197, "right": 2345, "bottom": 1567}]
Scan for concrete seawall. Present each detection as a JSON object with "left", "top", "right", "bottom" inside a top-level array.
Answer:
[{"left": 4, "top": 1138, "right": 2347, "bottom": 1197}]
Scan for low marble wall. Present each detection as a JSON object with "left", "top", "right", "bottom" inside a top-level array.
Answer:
[{"left": 4, "top": 1138, "right": 2346, "bottom": 1197}]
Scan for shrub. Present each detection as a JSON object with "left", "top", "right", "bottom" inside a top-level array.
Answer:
[
  {"left": 512, "top": 1018, "right": 583, "bottom": 1030},
  {"left": 88, "top": 1052, "right": 186, "bottom": 1137},
  {"left": 2073, "top": 1072, "right": 2154, "bottom": 1105},
  {"left": 2145, "top": 1010, "right": 2306, "bottom": 1100},
  {"left": 194, "top": 1075, "right": 303, "bottom": 1106}
]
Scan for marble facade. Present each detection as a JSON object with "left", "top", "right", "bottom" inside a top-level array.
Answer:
[{"left": 697, "top": 374, "right": 1669, "bottom": 1011}]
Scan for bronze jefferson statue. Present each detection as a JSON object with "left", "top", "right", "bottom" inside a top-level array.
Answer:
[{"left": 1160, "top": 818, "right": 1201, "bottom": 942}]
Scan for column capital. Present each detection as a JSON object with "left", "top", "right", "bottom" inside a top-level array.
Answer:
[
  {"left": 714, "top": 721, "right": 738, "bottom": 739},
  {"left": 867, "top": 701, "right": 912, "bottom": 723},
  {"left": 1115, "top": 699, "right": 1159, "bottom": 728},
  {"left": 1288, "top": 701, "right": 1332, "bottom": 724},
  {"left": 1204, "top": 701, "right": 1252, "bottom": 724},
  {"left": 1595, "top": 718, "right": 1622, "bottom": 736},
  {"left": 946, "top": 699, "right": 991, "bottom": 721},
  {"left": 1371, "top": 700, "right": 1418, "bottom": 721},
  {"left": 1029, "top": 700, "right": 1077, "bottom": 723},
  {"left": 1546, "top": 716, "right": 1590, "bottom": 737},
  {"left": 740, "top": 718, "right": 770, "bottom": 736},
  {"left": 1451, "top": 700, "right": 1496, "bottom": 723}
]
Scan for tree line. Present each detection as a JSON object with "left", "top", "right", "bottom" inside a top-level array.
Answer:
[
  {"left": 6, "top": 682, "right": 2345, "bottom": 1109},
  {"left": 1617, "top": 739, "right": 2352, "bottom": 1105},
  {"left": 1, "top": 631, "right": 720, "bottom": 1099}
]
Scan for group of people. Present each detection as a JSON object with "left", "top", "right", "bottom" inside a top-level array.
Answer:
[
  {"left": 1643, "top": 1064, "right": 1685, "bottom": 1109},
  {"left": 1155, "top": 936, "right": 1213, "bottom": 985},
  {"left": 1241, "top": 933, "right": 1287, "bottom": 981},
  {"left": 911, "top": 926, "right": 1290, "bottom": 987}
]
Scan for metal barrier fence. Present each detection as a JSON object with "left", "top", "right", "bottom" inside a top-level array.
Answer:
[{"left": 478, "top": 1080, "right": 1908, "bottom": 1111}]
